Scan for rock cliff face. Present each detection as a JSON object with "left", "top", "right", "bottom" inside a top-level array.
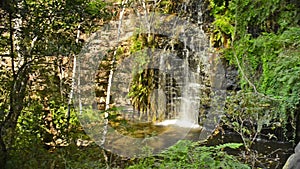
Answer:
[{"left": 76, "top": 2, "right": 239, "bottom": 124}]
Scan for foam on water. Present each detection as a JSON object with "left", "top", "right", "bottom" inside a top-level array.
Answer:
[{"left": 155, "top": 119, "right": 201, "bottom": 129}]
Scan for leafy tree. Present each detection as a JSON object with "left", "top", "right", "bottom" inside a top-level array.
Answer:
[{"left": 0, "top": 0, "right": 112, "bottom": 167}]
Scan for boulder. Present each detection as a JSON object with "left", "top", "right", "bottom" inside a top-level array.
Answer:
[{"left": 283, "top": 142, "right": 300, "bottom": 169}]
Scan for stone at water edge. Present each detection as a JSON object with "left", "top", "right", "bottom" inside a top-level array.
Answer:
[
  {"left": 295, "top": 142, "right": 300, "bottom": 152},
  {"left": 283, "top": 142, "right": 300, "bottom": 169}
]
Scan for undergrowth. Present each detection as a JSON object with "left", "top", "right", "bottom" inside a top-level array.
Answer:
[{"left": 127, "top": 140, "right": 250, "bottom": 169}]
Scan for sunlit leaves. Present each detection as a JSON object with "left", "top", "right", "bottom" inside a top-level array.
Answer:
[
  {"left": 86, "top": 0, "right": 109, "bottom": 18},
  {"left": 223, "top": 24, "right": 300, "bottom": 142},
  {"left": 128, "top": 140, "right": 249, "bottom": 169}
]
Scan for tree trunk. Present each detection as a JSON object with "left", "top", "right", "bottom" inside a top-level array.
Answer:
[
  {"left": 295, "top": 106, "right": 300, "bottom": 144},
  {"left": 0, "top": 63, "right": 30, "bottom": 169},
  {"left": 102, "top": 0, "right": 129, "bottom": 144},
  {"left": 67, "top": 24, "right": 81, "bottom": 127},
  {"left": 0, "top": 1, "right": 29, "bottom": 167},
  {"left": 0, "top": 126, "right": 8, "bottom": 168}
]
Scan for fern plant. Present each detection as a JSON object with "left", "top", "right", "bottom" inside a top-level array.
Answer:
[{"left": 127, "top": 140, "right": 250, "bottom": 169}]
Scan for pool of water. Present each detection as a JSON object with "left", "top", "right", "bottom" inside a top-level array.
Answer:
[
  {"left": 92, "top": 117, "right": 294, "bottom": 168},
  {"left": 185, "top": 128, "right": 294, "bottom": 168}
]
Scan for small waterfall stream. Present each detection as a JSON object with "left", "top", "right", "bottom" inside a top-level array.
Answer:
[
  {"left": 178, "top": 54, "right": 200, "bottom": 127},
  {"left": 156, "top": 41, "right": 201, "bottom": 128}
]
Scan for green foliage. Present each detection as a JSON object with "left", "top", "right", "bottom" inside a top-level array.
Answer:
[
  {"left": 53, "top": 143, "right": 107, "bottom": 169},
  {"left": 8, "top": 103, "right": 93, "bottom": 168},
  {"left": 8, "top": 141, "right": 107, "bottom": 169},
  {"left": 257, "top": 28, "right": 300, "bottom": 94},
  {"left": 211, "top": 14, "right": 234, "bottom": 46},
  {"left": 49, "top": 102, "right": 81, "bottom": 135},
  {"left": 225, "top": 28, "right": 300, "bottom": 135},
  {"left": 17, "top": 102, "right": 80, "bottom": 145},
  {"left": 235, "top": 0, "right": 299, "bottom": 36},
  {"left": 0, "top": 0, "right": 298, "bottom": 167},
  {"left": 127, "top": 34, "right": 158, "bottom": 118},
  {"left": 158, "top": 0, "right": 182, "bottom": 14},
  {"left": 209, "top": 0, "right": 300, "bottom": 47},
  {"left": 127, "top": 140, "right": 250, "bottom": 169},
  {"left": 224, "top": 91, "right": 281, "bottom": 149},
  {"left": 0, "top": 65, "right": 11, "bottom": 123},
  {"left": 86, "top": 0, "right": 111, "bottom": 19},
  {"left": 210, "top": 0, "right": 300, "bottom": 143},
  {"left": 127, "top": 66, "right": 154, "bottom": 117},
  {"left": 0, "top": 0, "right": 114, "bottom": 166},
  {"left": 209, "top": 0, "right": 235, "bottom": 47}
]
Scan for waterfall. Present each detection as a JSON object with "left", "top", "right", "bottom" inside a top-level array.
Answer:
[
  {"left": 75, "top": 0, "right": 226, "bottom": 157},
  {"left": 155, "top": 46, "right": 201, "bottom": 128},
  {"left": 177, "top": 50, "right": 200, "bottom": 127}
]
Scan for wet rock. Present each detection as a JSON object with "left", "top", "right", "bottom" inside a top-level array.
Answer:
[
  {"left": 283, "top": 142, "right": 300, "bottom": 169},
  {"left": 224, "top": 64, "right": 240, "bottom": 91}
]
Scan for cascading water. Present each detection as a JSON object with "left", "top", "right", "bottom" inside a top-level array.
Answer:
[
  {"left": 155, "top": 2, "right": 204, "bottom": 128},
  {"left": 154, "top": 42, "right": 202, "bottom": 129},
  {"left": 177, "top": 49, "right": 200, "bottom": 128}
]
